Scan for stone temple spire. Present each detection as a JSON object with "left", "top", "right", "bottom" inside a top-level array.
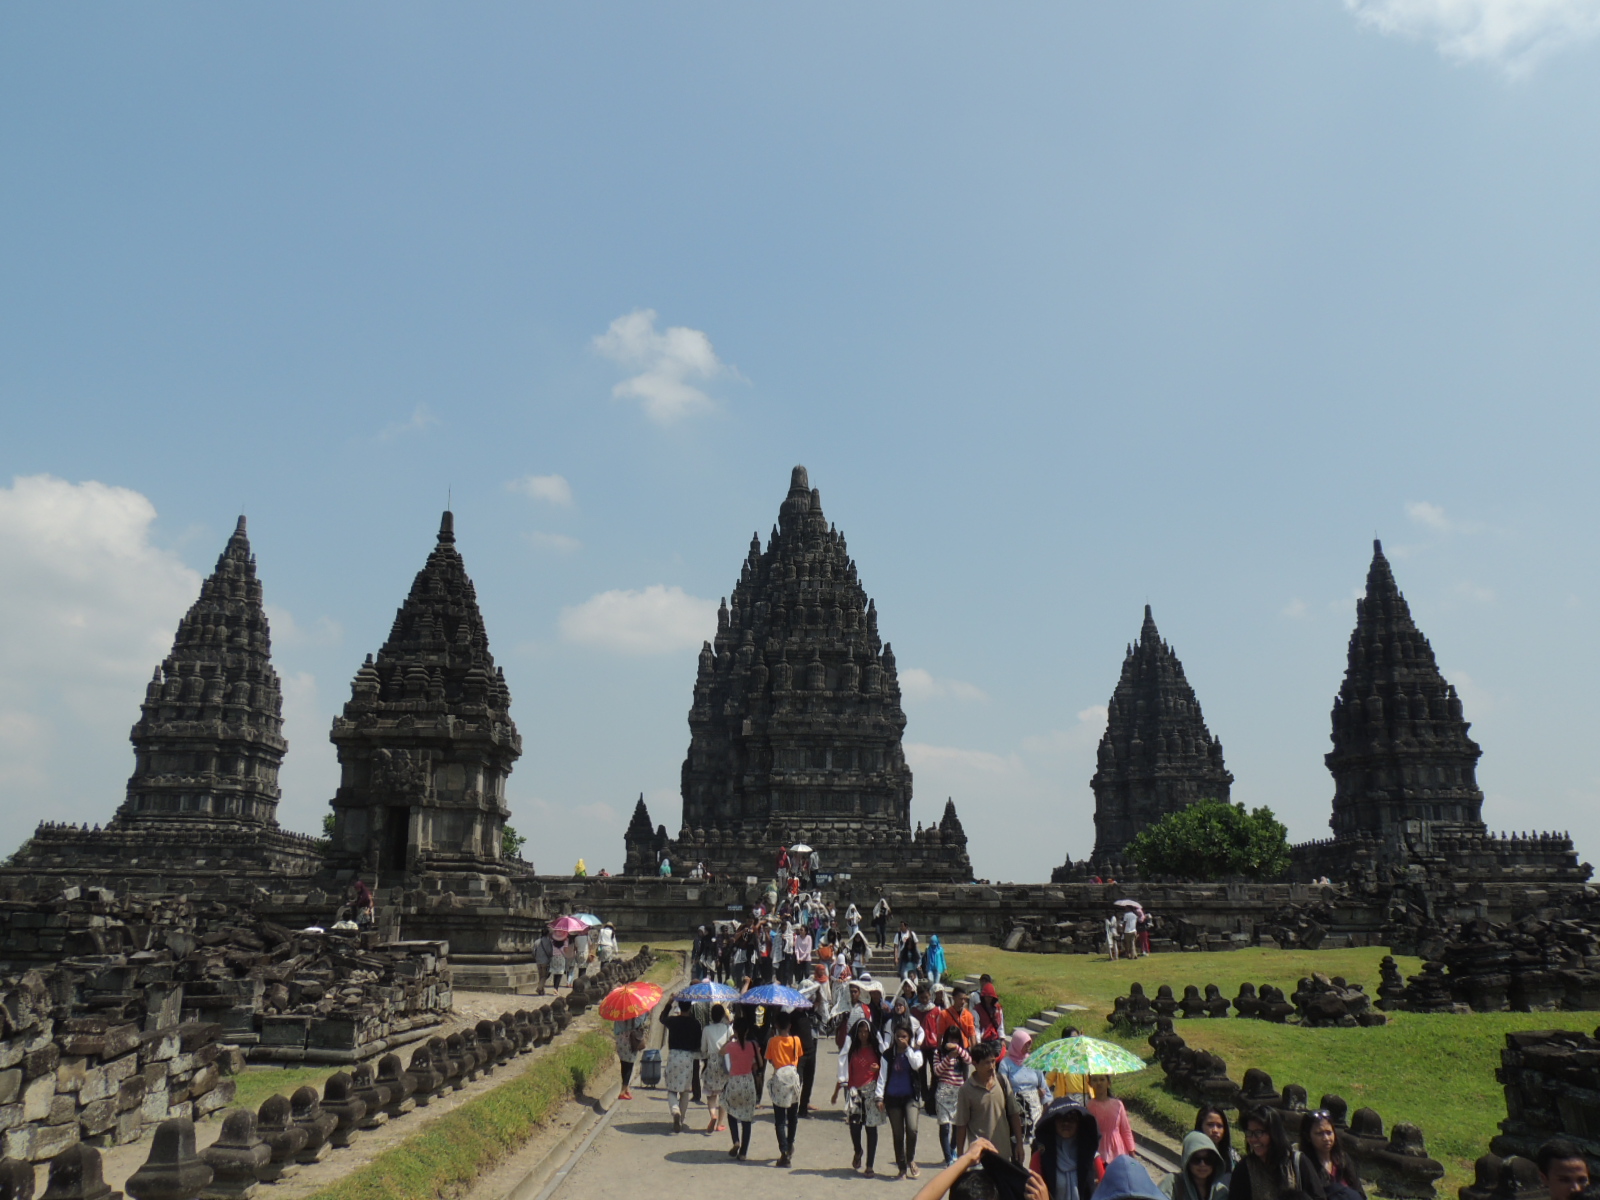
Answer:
[
  {"left": 1088, "top": 604, "right": 1232, "bottom": 862},
  {"left": 114, "top": 516, "right": 288, "bottom": 829},
  {"left": 1325, "top": 539, "right": 1484, "bottom": 842},
  {"left": 670, "top": 465, "right": 971, "bottom": 881},
  {"left": 326, "top": 511, "right": 521, "bottom": 882}
]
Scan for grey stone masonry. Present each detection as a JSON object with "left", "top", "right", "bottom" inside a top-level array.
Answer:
[
  {"left": 654, "top": 465, "right": 971, "bottom": 882},
  {"left": 324, "top": 511, "right": 521, "bottom": 887},
  {"left": 1084, "top": 605, "right": 1232, "bottom": 864}
]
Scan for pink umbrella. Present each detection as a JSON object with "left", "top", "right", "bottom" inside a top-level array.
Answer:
[{"left": 549, "top": 915, "right": 589, "bottom": 935}]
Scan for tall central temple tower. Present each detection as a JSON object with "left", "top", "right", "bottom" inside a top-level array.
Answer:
[{"left": 628, "top": 466, "right": 971, "bottom": 881}]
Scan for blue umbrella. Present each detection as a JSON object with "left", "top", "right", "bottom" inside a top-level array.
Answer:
[
  {"left": 676, "top": 980, "right": 742, "bottom": 1004},
  {"left": 574, "top": 913, "right": 603, "bottom": 926},
  {"left": 734, "top": 984, "right": 813, "bottom": 1009}
]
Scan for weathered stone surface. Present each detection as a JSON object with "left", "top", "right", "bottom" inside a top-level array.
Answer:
[
  {"left": 637, "top": 466, "right": 971, "bottom": 882},
  {"left": 39, "top": 1143, "right": 117, "bottom": 1200},
  {"left": 124, "top": 1118, "right": 212, "bottom": 1200},
  {"left": 198, "top": 1110, "right": 268, "bottom": 1199},
  {"left": 1078, "top": 606, "right": 1232, "bottom": 866}
]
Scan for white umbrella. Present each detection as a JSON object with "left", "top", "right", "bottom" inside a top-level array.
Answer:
[
  {"left": 790, "top": 843, "right": 814, "bottom": 854},
  {"left": 1113, "top": 899, "right": 1144, "bottom": 909}
]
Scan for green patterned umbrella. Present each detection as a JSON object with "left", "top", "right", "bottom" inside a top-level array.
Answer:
[{"left": 1023, "top": 1035, "right": 1147, "bottom": 1076}]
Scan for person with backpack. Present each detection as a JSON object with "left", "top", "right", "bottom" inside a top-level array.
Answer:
[
  {"left": 612, "top": 1009, "right": 649, "bottom": 1102},
  {"left": 877, "top": 1018, "right": 926, "bottom": 1180},
  {"left": 1227, "top": 1106, "right": 1320, "bottom": 1200},
  {"left": 954, "top": 1041, "right": 1024, "bottom": 1164}
]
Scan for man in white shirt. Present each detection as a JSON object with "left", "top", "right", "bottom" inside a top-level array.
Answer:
[{"left": 1121, "top": 907, "right": 1139, "bottom": 959}]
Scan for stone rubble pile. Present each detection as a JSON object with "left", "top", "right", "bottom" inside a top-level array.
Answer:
[
  {"left": 0, "top": 887, "right": 452, "bottom": 1068},
  {"left": 0, "top": 947, "right": 657, "bottom": 1189},
  {"left": 1288, "top": 973, "right": 1388, "bottom": 1027},
  {"left": 1378, "top": 913, "right": 1600, "bottom": 1013},
  {"left": 1149, "top": 1019, "right": 1445, "bottom": 1199},
  {"left": 1456, "top": 1028, "right": 1600, "bottom": 1200}
]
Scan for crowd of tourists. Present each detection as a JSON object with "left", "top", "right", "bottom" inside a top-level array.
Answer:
[{"left": 530, "top": 919, "right": 618, "bottom": 995}]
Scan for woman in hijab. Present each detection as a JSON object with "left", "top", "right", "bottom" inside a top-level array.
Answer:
[
  {"left": 997, "top": 1030, "right": 1051, "bottom": 1136},
  {"left": 1162, "top": 1132, "right": 1230, "bottom": 1200},
  {"left": 699, "top": 1004, "right": 731, "bottom": 1134},
  {"left": 922, "top": 933, "right": 947, "bottom": 984},
  {"left": 975, "top": 982, "right": 1006, "bottom": 1043},
  {"left": 1029, "top": 1097, "right": 1102, "bottom": 1200}
]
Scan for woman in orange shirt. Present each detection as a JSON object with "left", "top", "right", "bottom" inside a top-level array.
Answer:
[{"left": 765, "top": 1011, "right": 805, "bottom": 1167}]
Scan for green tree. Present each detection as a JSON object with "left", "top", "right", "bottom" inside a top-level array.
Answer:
[
  {"left": 502, "top": 823, "right": 526, "bottom": 859},
  {"left": 1125, "top": 799, "right": 1290, "bottom": 881}
]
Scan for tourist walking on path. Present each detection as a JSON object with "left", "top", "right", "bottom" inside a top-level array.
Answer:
[
  {"left": 765, "top": 1012, "right": 804, "bottom": 1166},
  {"left": 548, "top": 935, "right": 570, "bottom": 990},
  {"left": 835, "top": 1019, "right": 887, "bottom": 1176},
  {"left": 874, "top": 895, "right": 893, "bottom": 948},
  {"left": 1120, "top": 907, "right": 1139, "bottom": 959},
  {"left": 1194, "top": 1107, "right": 1238, "bottom": 1178},
  {"left": 896, "top": 921, "right": 921, "bottom": 981},
  {"left": 878, "top": 1019, "right": 925, "bottom": 1179},
  {"left": 721, "top": 1015, "right": 761, "bottom": 1160},
  {"left": 659, "top": 1000, "right": 702, "bottom": 1133},
  {"left": 1029, "top": 1097, "right": 1102, "bottom": 1200},
  {"left": 797, "top": 983, "right": 825, "bottom": 1116},
  {"left": 975, "top": 981, "right": 1006, "bottom": 1043},
  {"left": 533, "top": 931, "right": 557, "bottom": 995},
  {"left": 612, "top": 1011, "right": 649, "bottom": 1102},
  {"left": 1163, "top": 1132, "right": 1230, "bottom": 1200},
  {"left": 597, "top": 922, "right": 618, "bottom": 964},
  {"left": 954, "top": 1041, "right": 1024, "bottom": 1163},
  {"left": 932, "top": 985, "right": 976, "bottom": 1049},
  {"left": 1300, "top": 1110, "right": 1364, "bottom": 1200},
  {"left": 699, "top": 1005, "right": 731, "bottom": 1134},
  {"left": 1104, "top": 916, "right": 1119, "bottom": 961},
  {"left": 931, "top": 1026, "right": 972, "bottom": 1165},
  {"left": 923, "top": 933, "right": 947, "bottom": 984},
  {"left": 1227, "top": 1106, "right": 1315, "bottom": 1200},
  {"left": 998, "top": 1030, "right": 1051, "bottom": 1136},
  {"left": 1086, "top": 1074, "right": 1136, "bottom": 1164},
  {"left": 845, "top": 901, "right": 863, "bottom": 939}
]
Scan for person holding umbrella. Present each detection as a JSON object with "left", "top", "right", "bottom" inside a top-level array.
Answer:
[
  {"left": 599, "top": 980, "right": 664, "bottom": 1102},
  {"left": 699, "top": 1003, "right": 732, "bottom": 1134}
]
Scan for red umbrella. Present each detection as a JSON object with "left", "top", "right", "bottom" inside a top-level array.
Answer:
[
  {"left": 549, "top": 915, "right": 589, "bottom": 935},
  {"left": 598, "top": 981, "right": 664, "bottom": 1022}
]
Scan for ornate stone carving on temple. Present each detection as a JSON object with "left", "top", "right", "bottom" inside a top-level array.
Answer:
[
  {"left": 1085, "top": 605, "right": 1233, "bottom": 864},
  {"left": 324, "top": 511, "right": 522, "bottom": 888},
  {"left": 631, "top": 465, "right": 971, "bottom": 881},
  {"left": 4, "top": 518, "right": 321, "bottom": 883}
]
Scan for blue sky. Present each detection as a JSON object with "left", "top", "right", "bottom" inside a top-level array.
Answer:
[{"left": 3, "top": 3, "right": 1600, "bottom": 881}]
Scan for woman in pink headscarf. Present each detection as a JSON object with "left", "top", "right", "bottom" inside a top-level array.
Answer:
[
  {"left": 995, "top": 1029, "right": 1050, "bottom": 1135},
  {"left": 1086, "top": 1073, "right": 1137, "bottom": 1163}
]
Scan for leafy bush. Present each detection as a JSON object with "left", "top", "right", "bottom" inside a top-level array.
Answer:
[{"left": 1125, "top": 798, "right": 1289, "bottom": 880}]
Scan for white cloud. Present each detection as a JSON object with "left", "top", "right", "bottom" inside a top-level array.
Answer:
[
  {"left": 1449, "top": 668, "right": 1494, "bottom": 716},
  {"left": 1406, "top": 500, "right": 1452, "bottom": 531},
  {"left": 525, "top": 531, "right": 582, "bottom": 553},
  {"left": 508, "top": 474, "right": 574, "bottom": 507},
  {"left": 592, "top": 309, "right": 734, "bottom": 424},
  {"left": 1020, "top": 705, "right": 1108, "bottom": 756},
  {"left": 1344, "top": 0, "right": 1600, "bottom": 73},
  {"left": 1282, "top": 598, "right": 1310, "bottom": 619},
  {"left": 264, "top": 606, "right": 344, "bottom": 647},
  {"left": 904, "top": 743, "right": 1023, "bottom": 775},
  {"left": 559, "top": 585, "right": 717, "bottom": 654},
  {"left": 899, "top": 668, "right": 989, "bottom": 702},
  {"left": 378, "top": 404, "right": 439, "bottom": 440},
  {"left": 0, "top": 476, "right": 203, "bottom": 843}
]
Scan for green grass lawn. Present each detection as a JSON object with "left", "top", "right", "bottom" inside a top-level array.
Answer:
[
  {"left": 231, "top": 1065, "right": 335, "bottom": 1113},
  {"left": 946, "top": 943, "right": 1598, "bottom": 1194}
]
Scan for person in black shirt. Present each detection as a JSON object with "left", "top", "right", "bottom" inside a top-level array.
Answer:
[{"left": 659, "top": 1000, "right": 703, "bottom": 1132}]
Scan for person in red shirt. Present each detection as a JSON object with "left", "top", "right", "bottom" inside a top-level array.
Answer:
[{"left": 832, "top": 1019, "right": 885, "bottom": 1175}]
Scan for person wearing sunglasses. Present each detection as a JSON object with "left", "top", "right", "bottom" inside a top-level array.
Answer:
[{"left": 1227, "top": 1106, "right": 1323, "bottom": 1200}]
